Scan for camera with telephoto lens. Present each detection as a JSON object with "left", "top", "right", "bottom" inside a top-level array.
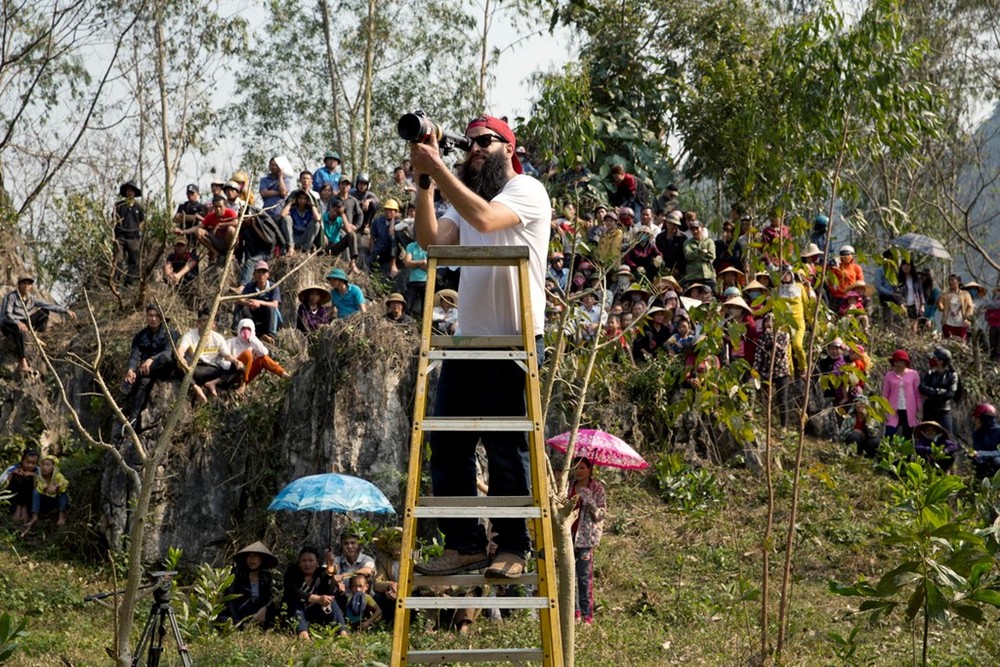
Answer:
[{"left": 398, "top": 111, "right": 471, "bottom": 190}]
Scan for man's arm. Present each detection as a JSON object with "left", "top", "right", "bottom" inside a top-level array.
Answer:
[{"left": 409, "top": 135, "right": 520, "bottom": 235}]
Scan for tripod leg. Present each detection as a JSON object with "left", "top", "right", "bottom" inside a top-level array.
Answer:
[
  {"left": 165, "top": 608, "right": 193, "bottom": 667},
  {"left": 131, "top": 609, "right": 157, "bottom": 667}
]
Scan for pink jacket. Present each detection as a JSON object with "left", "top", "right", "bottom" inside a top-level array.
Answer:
[{"left": 882, "top": 368, "right": 922, "bottom": 428}]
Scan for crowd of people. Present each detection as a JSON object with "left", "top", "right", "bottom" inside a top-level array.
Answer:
[{"left": 4, "top": 120, "right": 1000, "bottom": 636}]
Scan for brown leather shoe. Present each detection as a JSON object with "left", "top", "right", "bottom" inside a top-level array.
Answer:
[
  {"left": 485, "top": 552, "right": 526, "bottom": 579},
  {"left": 413, "top": 549, "right": 490, "bottom": 575}
]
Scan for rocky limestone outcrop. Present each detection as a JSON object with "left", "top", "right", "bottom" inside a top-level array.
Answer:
[{"left": 100, "top": 317, "right": 419, "bottom": 564}]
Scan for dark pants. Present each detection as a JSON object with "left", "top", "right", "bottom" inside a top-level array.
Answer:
[
  {"left": 846, "top": 430, "right": 880, "bottom": 457},
  {"left": 124, "top": 359, "right": 178, "bottom": 419},
  {"left": 192, "top": 361, "right": 231, "bottom": 386},
  {"left": 989, "top": 326, "right": 1000, "bottom": 361},
  {"left": 7, "top": 473, "right": 34, "bottom": 513},
  {"left": 325, "top": 233, "right": 359, "bottom": 259},
  {"left": 405, "top": 281, "right": 426, "bottom": 319},
  {"left": 574, "top": 547, "right": 594, "bottom": 620},
  {"left": 234, "top": 306, "right": 277, "bottom": 338},
  {"left": 430, "top": 358, "right": 532, "bottom": 558},
  {"left": 884, "top": 412, "right": 914, "bottom": 441},
  {"left": 1, "top": 310, "right": 49, "bottom": 359},
  {"left": 114, "top": 235, "right": 141, "bottom": 285}
]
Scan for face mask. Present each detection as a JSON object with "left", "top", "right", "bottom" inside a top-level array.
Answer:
[{"left": 240, "top": 329, "right": 252, "bottom": 342}]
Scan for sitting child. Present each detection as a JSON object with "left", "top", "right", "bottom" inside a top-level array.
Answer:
[
  {"left": 842, "top": 398, "right": 880, "bottom": 457},
  {"left": 344, "top": 573, "right": 381, "bottom": 632},
  {"left": 666, "top": 317, "right": 696, "bottom": 356},
  {"left": 0, "top": 448, "right": 39, "bottom": 522},
  {"left": 970, "top": 404, "right": 1000, "bottom": 479},
  {"left": 913, "top": 421, "right": 960, "bottom": 472},
  {"left": 23, "top": 453, "right": 69, "bottom": 534}
]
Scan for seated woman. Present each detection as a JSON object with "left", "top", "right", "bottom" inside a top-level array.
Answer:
[
  {"left": 282, "top": 546, "right": 348, "bottom": 640},
  {"left": 296, "top": 285, "right": 334, "bottom": 333},
  {"left": 217, "top": 319, "right": 292, "bottom": 395},
  {"left": 218, "top": 541, "right": 278, "bottom": 628},
  {"left": 23, "top": 453, "right": 69, "bottom": 534},
  {"left": 913, "top": 421, "right": 960, "bottom": 472}
]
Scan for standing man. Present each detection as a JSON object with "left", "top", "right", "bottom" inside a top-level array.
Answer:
[
  {"left": 682, "top": 219, "right": 716, "bottom": 291},
  {"left": 1, "top": 277, "right": 76, "bottom": 376},
  {"left": 113, "top": 181, "right": 145, "bottom": 285},
  {"left": 369, "top": 199, "right": 400, "bottom": 284},
  {"left": 313, "top": 151, "right": 342, "bottom": 193},
  {"left": 409, "top": 116, "right": 549, "bottom": 580},
  {"left": 259, "top": 157, "right": 292, "bottom": 245}
]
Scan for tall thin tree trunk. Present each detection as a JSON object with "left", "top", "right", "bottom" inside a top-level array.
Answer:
[
  {"left": 360, "top": 0, "right": 376, "bottom": 173},
  {"left": 478, "top": 0, "right": 491, "bottom": 108},
  {"left": 154, "top": 1, "right": 172, "bottom": 210},
  {"left": 320, "top": 0, "right": 345, "bottom": 155}
]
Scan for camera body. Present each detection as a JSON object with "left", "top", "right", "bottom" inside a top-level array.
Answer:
[{"left": 397, "top": 110, "right": 471, "bottom": 154}]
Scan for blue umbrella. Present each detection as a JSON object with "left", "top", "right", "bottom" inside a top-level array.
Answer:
[{"left": 268, "top": 473, "right": 395, "bottom": 514}]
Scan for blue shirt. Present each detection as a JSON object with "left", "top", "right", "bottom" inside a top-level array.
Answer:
[
  {"left": 242, "top": 279, "right": 281, "bottom": 304},
  {"left": 259, "top": 174, "right": 293, "bottom": 217},
  {"left": 405, "top": 242, "right": 428, "bottom": 283},
  {"left": 323, "top": 212, "right": 345, "bottom": 245},
  {"left": 369, "top": 216, "right": 396, "bottom": 263},
  {"left": 290, "top": 206, "right": 313, "bottom": 235},
  {"left": 330, "top": 284, "right": 365, "bottom": 318},
  {"left": 313, "top": 166, "right": 341, "bottom": 193}
]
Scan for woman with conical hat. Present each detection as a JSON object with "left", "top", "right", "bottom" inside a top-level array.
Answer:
[{"left": 218, "top": 541, "right": 279, "bottom": 628}]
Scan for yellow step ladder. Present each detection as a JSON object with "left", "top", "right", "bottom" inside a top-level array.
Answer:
[{"left": 391, "top": 245, "right": 563, "bottom": 666}]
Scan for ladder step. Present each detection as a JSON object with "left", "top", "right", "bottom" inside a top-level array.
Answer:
[
  {"left": 430, "top": 335, "right": 525, "bottom": 349},
  {"left": 406, "top": 648, "right": 544, "bottom": 664},
  {"left": 413, "top": 495, "right": 542, "bottom": 519},
  {"left": 403, "top": 596, "right": 551, "bottom": 609},
  {"left": 426, "top": 350, "right": 529, "bottom": 361},
  {"left": 428, "top": 245, "right": 529, "bottom": 261},
  {"left": 412, "top": 573, "right": 539, "bottom": 587},
  {"left": 418, "top": 417, "right": 534, "bottom": 432}
]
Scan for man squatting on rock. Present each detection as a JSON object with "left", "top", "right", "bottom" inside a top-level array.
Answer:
[{"left": 409, "top": 115, "right": 549, "bottom": 579}]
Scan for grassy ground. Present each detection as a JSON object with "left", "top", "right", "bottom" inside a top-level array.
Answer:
[{"left": 1, "top": 437, "right": 997, "bottom": 666}]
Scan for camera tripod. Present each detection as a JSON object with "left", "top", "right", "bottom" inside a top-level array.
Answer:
[
  {"left": 132, "top": 572, "right": 192, "bottom": 667},
  {"left": 85, "top": 570, "right": 192, "bottom": 667}
]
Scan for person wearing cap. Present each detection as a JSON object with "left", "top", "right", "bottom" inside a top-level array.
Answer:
[
  {"left": 937, "top": 273, "right": 974, "bottom": 339},
  {"left": 279, "top": 188, "right": 322, "bottom": 256},
  {"left": 113, "top": 181, "right": 145, "bottom": 285},
  {"left": 682, "top": 217, "right": 716, "bottom": 290},
  {"left": 231, "top": 171, "right": 256, "bottom": 207},
  {"left": 351, "top": 172, "right": 380, "bottom": 235},
  {"left": 296, "top": 285, "right": 334, "bottom": 333},
  {"left": 313, "top": 151, "right": 342, "bottom": 193},
  {"left": 176, "top": 307, "right": 242, "bottom": 403},
  {"left": 514, "top": 145, "right": 539, "bottom": 177},
  {"left": 811, "top": 213, "right": 830, "bottom": 250},
  {"left": 912, "top": 421, "right": 959, "bottom": 472},
  {"left": 121, "top": 304, "right": 178, "bottom": 426},
  {"left": 326, "top": 268, "right": 367, "bottom": 318},
  {"left": 259, "top": 157, "right": 292, "bottom": 228},
  {"left": 1, "top": 276, "right": 76, "bottom": 376},
  {"left": 369, "top": 199, "right": 400, "bottom": 282},
  {"left": 919, "top": 347, "right": 960, "bottom": 435},
  {"left": 827, "top": 244, "right": 865, "bottom": 307},
  {"left": 224, "top": 318, "right": 292, "bottom": 394},
  {"left": 576, "top": 289, "right": 606, "bottom": 343},
  {"left": 383, "top": 293, "right": 413, "bottom": 325},
  {"left": 654, "top": 209, "right": 686, "bottom": 278},
  {"left": 222, "top": 180, "right": 248, "bottom": 215},
  {"left": 219, "top": 541, "right": 279, "bottom": 628},
  {"left": 385, "top": 165, "right": 417, "bottom": 206},
  {"left": 175, "top": 195, "right": 239, "bottom": 261},
  {"left": 800, "top": 243, "right": 825, "bottom": 286},
  {"left": 547, "top": 252, "right": 569, "bottom": 292},
  {"left": 209, "top": 180, "right": 226, "bottom": 201},
  {"left": 882, "top": 349, "right": 921, "bottom": 440},
  {"left": 235, "top": 260, "right": 281, "bottom": 342},
  {"left": 408, "top": 114, "right": 549, "bottom": 579},
  {"left": 173, "top": 183, "right": 207, "bottom": 231},
  {"left": 164, "top": 239, "right": 200, "bottom": 287},
  {"left": 334, "top": 176, "right": 364, "bottom": 233}
]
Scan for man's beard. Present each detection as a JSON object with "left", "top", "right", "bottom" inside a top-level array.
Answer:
[{"left": 461, "top": 149, "right": 510, "bottom": 200}]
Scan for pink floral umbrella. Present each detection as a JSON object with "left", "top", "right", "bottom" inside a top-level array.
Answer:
[{"left": 546, "top": 429, "right": 649, "bottom": 470}]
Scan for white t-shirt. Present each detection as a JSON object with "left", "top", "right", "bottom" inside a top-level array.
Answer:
[
  {"left": 442, "top": 175, "right": 549, "bottom": 336},
  {"left": 178, "top": 328, "right": 230, "bottom": 367}
]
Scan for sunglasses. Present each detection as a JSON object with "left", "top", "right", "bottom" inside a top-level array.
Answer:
[{"left": 465, "top": 133, "right": 509, "bottom": 150}]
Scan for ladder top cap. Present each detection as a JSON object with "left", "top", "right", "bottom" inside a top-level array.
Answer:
[{"left": 428, "top": 245, "right": 529, "bottom": 259}]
